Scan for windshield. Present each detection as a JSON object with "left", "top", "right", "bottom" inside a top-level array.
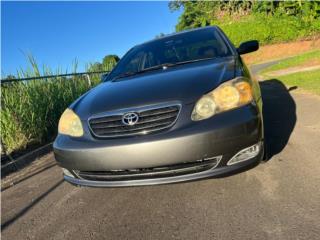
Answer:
[{"left": 107, "top": 28, "right": 232, "bottom": 80}]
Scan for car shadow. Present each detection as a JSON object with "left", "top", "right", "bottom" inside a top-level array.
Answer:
[{"left": 260, "top": 79, "right": 297, "bottom": 161}]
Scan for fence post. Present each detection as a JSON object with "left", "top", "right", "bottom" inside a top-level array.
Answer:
[{"left": 85, "top": 74, "right": 91, "bottom": 87}]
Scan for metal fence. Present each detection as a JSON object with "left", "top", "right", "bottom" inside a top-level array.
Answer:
[{"left": 0, "top": 70, "right": 110, "bottom": 85}]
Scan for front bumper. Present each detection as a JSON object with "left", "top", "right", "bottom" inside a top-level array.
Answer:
[
  {"left": 54, "top": 104, "right": 263, "bottom": 187},
  {"left": 63, "top": 153, "right": 262, "bottom": 187}
]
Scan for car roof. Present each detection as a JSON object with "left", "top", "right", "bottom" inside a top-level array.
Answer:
[{"left": 135, "top": 26, "right": 219, "bottom": 47}]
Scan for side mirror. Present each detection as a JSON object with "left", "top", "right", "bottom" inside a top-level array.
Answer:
[
  {"left": 100, "top": 73, "right": 109, "bottom": 82},
  {"left": 237, "top": 40, "right": 259, "bottom": 55}
]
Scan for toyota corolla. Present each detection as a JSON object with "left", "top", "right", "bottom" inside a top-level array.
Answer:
[{"left": 53, "top": 26, "right": 264, "bottom": 187}]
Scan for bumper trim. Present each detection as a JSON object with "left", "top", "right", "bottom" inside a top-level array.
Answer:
[
  {"left": 74, "top": 155, "right": 222, "bottom": 181},
  {"left": 63, "top": 153, "right": 262, "bottom": 187}
]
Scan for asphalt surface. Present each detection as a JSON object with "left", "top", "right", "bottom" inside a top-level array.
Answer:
[{"left": 2, "top": 67, "right": 320, "bottom": 239}]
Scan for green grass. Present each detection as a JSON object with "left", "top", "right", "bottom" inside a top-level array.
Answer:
[
  {"left": 215, "top": 13, "right": 320, "bottom": 46},
  {"left": 259, "top": 50, "right": 320, "bottom": 95},
  {"left": 1, "top": 57, "right": 102, "bottom": 155},
  {"left": 276, "top": 69, "right": 320, "bottom": 95},
  {"left": 261, "top": 50, "right": 320, "bottom": 74}
]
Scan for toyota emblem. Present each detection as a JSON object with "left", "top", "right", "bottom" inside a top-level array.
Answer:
[{"left": 122, "top": 112, "right": 139, "bottom": 126}]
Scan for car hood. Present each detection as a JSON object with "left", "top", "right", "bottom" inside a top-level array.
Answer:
[{"left": 73, "top": 57, "right": 236, "bottom": 119}]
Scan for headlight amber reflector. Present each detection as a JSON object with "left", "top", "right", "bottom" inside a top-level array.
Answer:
[
  {"left": 212, "top": 85, "right": 240, "bottom": 111},
  {"left": 235, "top": 81, "right": 253, "bottom": 105},
  {"left": 58, "top": 109, "right": 84, "bottom": 137},
  {"left": 192, "top": 78, "right": 253, "bottom": 121}
]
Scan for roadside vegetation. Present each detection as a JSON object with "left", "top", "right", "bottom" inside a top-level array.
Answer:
[
  {"left": 170, "top": 1, "right": 320, "bottom": 46},
  {"left": 1, "top": 55, "right": 118, "bottom": 155}
]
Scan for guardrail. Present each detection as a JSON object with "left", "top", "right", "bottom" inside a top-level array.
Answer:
[{"left": 0, "top": 70, "right": 110, "bottom": 84}]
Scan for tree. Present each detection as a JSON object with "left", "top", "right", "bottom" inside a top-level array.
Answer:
[
  {"left": 87, "top": 54, "right": 120, "bottom": 72},
  {"left": 102, "top": 55, "right": 120, "bottom": 71},
  {"left": 87, "top": 62, "right": 104, "bottom": 72},
  {"left": 169, "top": 0, "right": 320, "bottom": 32}
]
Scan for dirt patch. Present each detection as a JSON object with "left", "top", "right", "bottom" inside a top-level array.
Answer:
[
  {"left": 243, "top": 37, "right": 320, "bottom": 65},
  {"left": 300, "top": 58, "right": 320, "bottom": 67}
]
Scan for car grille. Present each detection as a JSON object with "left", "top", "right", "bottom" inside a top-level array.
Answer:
[
  {"left": 73, "top": 157, "right": 221, "bottom": 181},
  {"left": 89, "top": 105, "right": 180, "bottom": 138}
]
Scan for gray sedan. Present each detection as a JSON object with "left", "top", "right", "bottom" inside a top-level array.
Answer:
[{"left": 54, "top": 26, "right": 264, "bottom": 187}]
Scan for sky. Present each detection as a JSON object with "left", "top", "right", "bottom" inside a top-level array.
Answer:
[{"left": 1, "top": 1, "right": 182, "bottom": 77}]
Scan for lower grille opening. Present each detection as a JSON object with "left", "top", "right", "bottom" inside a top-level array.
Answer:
[{"left": 73, "top": 157, "right": 221, "bottom": 181}]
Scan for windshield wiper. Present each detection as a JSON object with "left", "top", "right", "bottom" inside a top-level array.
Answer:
[
  {"left": 170, "top": 57, "right": 217, "bottom": 66},
  {"left": 112, "top": 63, "right": 175, "bottom": 81},
  {"left": 112, "top": 57, "right": 216, "bottom": 81},
  {"left": 112, "top": 71, "right": 137, "bottom": 81}
]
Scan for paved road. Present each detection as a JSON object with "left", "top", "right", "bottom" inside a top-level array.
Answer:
[
  {"left": 2, "top": 75, "right": 320, "bottom": 239},
  {"left": 250, "top": 59, "right": 289, "bottom": 76}
]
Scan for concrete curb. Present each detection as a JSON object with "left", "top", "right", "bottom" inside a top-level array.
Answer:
[
  {"left": 1, "top": 143, "right": 53, "bottom": 178},
  {"left": 263, "top": 65, "right": 320, "bottom": 77}
]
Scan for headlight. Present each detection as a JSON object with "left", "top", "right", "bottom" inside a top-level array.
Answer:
[
  {"left": 192, "top": 77, "right": 253, "bottom": 121},
  {"left": 58, "top": 109, "right": 84, "bottom": 137}
]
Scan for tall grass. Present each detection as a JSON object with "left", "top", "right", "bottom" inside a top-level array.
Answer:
[{"left": 1, "top": 56, "right": 101, "bottom": 155}]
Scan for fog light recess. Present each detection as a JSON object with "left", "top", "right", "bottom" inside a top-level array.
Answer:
[
  {"left": 62, "top": 168, "right": 74, "bottom": 177},
  {"left": 227, "top": 142, "right": 261, "bottom": 166}
]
